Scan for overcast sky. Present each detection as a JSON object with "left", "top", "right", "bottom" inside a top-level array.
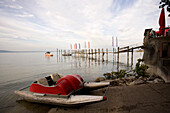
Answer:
[{"left": 0, "top": 0, "right": 169, "bottom": 51}]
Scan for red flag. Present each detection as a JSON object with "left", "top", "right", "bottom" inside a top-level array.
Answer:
[
  {"left": 157, "top": 8, "right": 165, "bottom": 36},
  {"left": 70, "top": 44, "right": 72, "bottom": 50},
  {"left": 88, "top": 41, "right": 90, "bottom": 49},
  {"left": 74, "top": 44, "right": 76, "bottom": 50}
]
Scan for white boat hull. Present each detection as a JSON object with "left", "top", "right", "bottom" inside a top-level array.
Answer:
[
  {"left": 14, "top": 91, "right": 106, "bottom": 106},
  {"left": 84, "top": 82, "right": 110, "bottom": 90}
]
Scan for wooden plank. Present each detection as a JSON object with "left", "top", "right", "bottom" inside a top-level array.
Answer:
[{"left": 119, "top": 46, "right": 129, "bottom": 50}]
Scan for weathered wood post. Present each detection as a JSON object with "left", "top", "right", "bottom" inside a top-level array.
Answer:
[
  {"left": 106, "top": 48, "right": 108, "bottom": 61},
  {"left": 131, "top": 47, "right": 134, "bottom": 66},
  {"left": 95, "top": 49, "right": 97, "bottom": 61},
  {"left": 81, "top": 49, "right": 84, "bottom": 58},
  {"left": 117, "top": 47, "right": 119, "bottom": 62},
  {"left": 113, "top": 48, "right": 114, "bottom": 62},
  {"left": 60, "top": 49, "right": 63, "bottom": 62},
  {"left": 57, "top": 48, "right": 58, "bottom": 61},
  {"left": 86, "top": 49, "right": 88, "bottom": 58},
  {"left": 127, "top": 46, "right": 129, "bottom": 66},
  {"left": 102, "top": 48, "right": 104, "bottom": 62},
  {"left": 57, "top": 48, "right": 58, "bottom": 56},
  {"left": 88, "top": 49, "right": 90, "bottom": 59},
  {"left": 78, "top": 50, "right": 79, "bottom": 57},
  {"left": 98, "top": 48, "right": 100, "bottom": 61},
  {"left": 91, "top": 49, "right": 93, "bottom": 59}
]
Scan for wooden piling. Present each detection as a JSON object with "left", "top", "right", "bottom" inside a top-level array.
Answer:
[
  {"left": 106, "top": 48, "right": 108, "bottom": 61},
  {"left": 113, "top": 48, "right": 114, "bottom": 61},
  {"left": 57, "top": 48, "right": 58, "bottom": 56},
  {"left": 98, "top": 48, "right": 100, "bottom": 61},
  {"left": 88, "top": 49, "right": 90, "bottom": 59},
  {"left": 117, "top": 47, "right": 119, "bottom": 62},
  {"left": 102, "top": 48, "right": 104, "bottom": 62},
  {"left": 78, "top": 50, "right": 79, "bottom": 57},
  {"left": 131, "top": 48, "right": 134, "bottom": 66},
  {"left": 95, "top": 49, "right": 97, "bottom": 61},
  {"left": 127, "top": 46, "right": 129, "bottom": 65},
  {"left": 82, "top": 50, "right": 83, "bottom": 57},
  {"left": 91, "top": 49, "right": 93, "bottom": 59}
]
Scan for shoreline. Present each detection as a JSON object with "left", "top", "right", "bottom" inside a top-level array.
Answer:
[{"left": 48, "top": 83, "right": 170, "bottom": 113}]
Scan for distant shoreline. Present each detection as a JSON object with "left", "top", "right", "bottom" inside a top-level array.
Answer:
[{"left": 0, "top": 50, "right": 56, "bottom": 53}]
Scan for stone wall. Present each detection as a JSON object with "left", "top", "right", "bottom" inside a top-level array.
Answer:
[{"left": 143, "top": 35, "right": 170, "bottom": 83}]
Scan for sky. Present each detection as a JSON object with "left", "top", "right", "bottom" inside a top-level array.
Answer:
[{"left": 0, "top": 0, "right": 169, "bottom": 51}]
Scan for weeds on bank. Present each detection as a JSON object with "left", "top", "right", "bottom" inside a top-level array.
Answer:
[{"left": 103, "top": 58, "right": 149, "bottom": 79}]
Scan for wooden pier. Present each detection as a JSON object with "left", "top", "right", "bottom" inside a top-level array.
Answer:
[{"left": 57, "top": 45, "right": 144, "bottom": 66}]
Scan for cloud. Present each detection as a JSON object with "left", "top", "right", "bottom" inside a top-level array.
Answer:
[
  {"left": 0, "top": 0, "right": 168, "bottom": 51},
  {"left": 15, "top": 12, "right": 34, "bottom": 17},
  {"left": 7, "top": 4, "right": 23, "bottom": 9}
]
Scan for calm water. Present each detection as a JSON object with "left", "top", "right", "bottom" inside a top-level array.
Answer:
[{"left": 0, "top": 52, "right": 143, "bottom": 113}]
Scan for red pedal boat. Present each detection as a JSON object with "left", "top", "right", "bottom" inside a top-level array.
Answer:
[{"left": 14, "top": 74, "right": 109, "bottom": 106}]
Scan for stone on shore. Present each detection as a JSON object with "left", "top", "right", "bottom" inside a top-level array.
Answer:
[{"left": 94, "top": 77, "right": 105, "bottom": 82}]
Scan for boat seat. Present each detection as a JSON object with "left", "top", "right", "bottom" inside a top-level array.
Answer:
[
  {"left": 37, "top": 78, "right": 49, "bottom": 86},
  {"left": 37, "top": 73, "right": 63, "bottom": 86},
  {"left": 50, "top": 73, "right": 62, "bottom": 83}
]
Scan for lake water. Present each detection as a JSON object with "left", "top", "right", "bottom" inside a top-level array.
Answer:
[{"left": 0, "top": 52, "right": 143, "bottom": 113}]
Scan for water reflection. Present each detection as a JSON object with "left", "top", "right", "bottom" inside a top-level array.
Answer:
[
  {"left": 55, "top": 52, "right": 143, "bottom": 74},
  {"left": 56, "top": 54, "right": 128, "bottom": 72}
]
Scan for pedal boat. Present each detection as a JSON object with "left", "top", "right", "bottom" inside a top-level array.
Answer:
[
  {"left": 14, "top": 74, "right": 109, "bottom": 106},
  {"left": 45, "top": 52, "right": 53, "bottom": 56}
]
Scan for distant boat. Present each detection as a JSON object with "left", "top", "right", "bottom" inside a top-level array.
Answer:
[
  {"left": 45, "top": 52, "right": 53, "bottom": 56},
  {"left": 14, "top": 74, "right": 109, "bottom": 106}
]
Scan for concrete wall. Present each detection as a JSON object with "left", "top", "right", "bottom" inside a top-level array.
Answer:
[{"left": 143, "top": 35, "right": 170, "bottom": 83}]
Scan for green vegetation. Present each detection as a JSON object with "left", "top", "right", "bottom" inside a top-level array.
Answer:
[
  {"left": 103, "top": 70, "right": 126, "bottom": 80},
  {"left": 134, "top": 58, "right": 149, "bottom": 78},
  {"left": 103, "top": 58, "right": 149, "bottom": 80}
]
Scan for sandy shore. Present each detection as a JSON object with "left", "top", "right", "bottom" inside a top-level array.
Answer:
[{"left": 48, "top": 83, "right": 170, "bottom": 113}]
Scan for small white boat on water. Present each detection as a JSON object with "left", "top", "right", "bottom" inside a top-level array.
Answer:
[{"left": 14, "top": 74, "right": 109, "bottom": 106}]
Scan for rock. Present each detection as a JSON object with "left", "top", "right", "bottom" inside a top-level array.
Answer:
[
  {"left": 128, "top": 81, "right": 135, "bottom": 85},
  {"left": 94, "top": 77, "right": 105, "bottom": 82},
  {"left": 128, "top": 79, "right": 145, "bottom": 85},
  {"left": 118, "top": 78, "right": 125, "bottom": 84},
  {"left": 146, "top": 81, "right": 155, "bottom": 84},
  {"left": 110, "top": 80, "right": 119, "bottom": 86},
  {"left": 105, "top": 79, "right": 115, "bottom": 83},
  {"left": 135, "top": 79, "right": 145, "bottom": 85},
  {"left": 154, "top": 78, "right": 164, "bottom": 83},
  {"left": 147, "top": 75, "right": 157, "bottom": 81},
  {"left": 127, "top": 76, "right": 136, "bottom": 80}
]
